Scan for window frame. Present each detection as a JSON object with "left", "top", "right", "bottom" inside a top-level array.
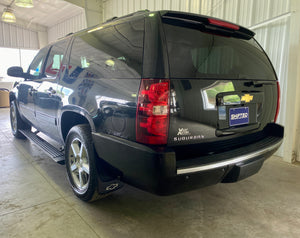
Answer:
[
  {"left": 26, "top": 46, "right": 50, "bottom": 81},
  {"left": 26, "top": 38, "right": 71, "bottom": 82},
  {"left": 44, "top": 40, "right": 70, "bottom": 80}
]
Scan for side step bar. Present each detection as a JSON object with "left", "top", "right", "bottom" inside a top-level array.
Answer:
[{"left": 19, "top": 129, "right": 65, "bottom": 164}]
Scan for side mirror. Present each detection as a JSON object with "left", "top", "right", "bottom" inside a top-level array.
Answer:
[{"left": 7, "top": 66, "right": 26, "bottom": 78}]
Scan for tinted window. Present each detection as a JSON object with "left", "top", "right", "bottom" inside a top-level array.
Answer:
[
  {"left": 68, "top": 19, "right": 144, "bottom": 79},
  {"left": 28, "top": 47, "right": 49, "bottom": 78},
  {"left": 45, "top": 40, "right": 68, "bottom": 78},
  {"left": 163, "top": 23, "right": 276, "bottom": 80}
]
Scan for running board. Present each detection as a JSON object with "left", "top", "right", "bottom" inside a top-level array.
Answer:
[{"left": 19, "top": 129, "right": 65, "bottom": 164}]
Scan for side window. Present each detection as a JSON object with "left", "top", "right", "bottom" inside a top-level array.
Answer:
[
  {"left": 68, "top": 19, "right": 144, "bottom": 80},
  {"left": 44, "top": 40, "right": 68, "bottom": 78},
  {"left": 28, "top": 47, "right": 49, "bottom": 79}
]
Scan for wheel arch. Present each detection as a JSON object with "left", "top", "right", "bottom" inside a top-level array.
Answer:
[
  {"left": 9, "top": 91, "right": 16, "bottom": 103},
  {"left": 60, "top": 106, "right": 95, "bottom": 142},
  {"left": 9, "top": 91, "right": 23, "bottom": 121}
]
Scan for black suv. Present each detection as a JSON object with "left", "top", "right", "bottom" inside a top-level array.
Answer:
[{"left": 8, "top": 10, "right": 284, "bottom": 202}]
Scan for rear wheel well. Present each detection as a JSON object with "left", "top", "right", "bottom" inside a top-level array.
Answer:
[{"left": 61, "top": 111, "right": 90, "bottom": 141}]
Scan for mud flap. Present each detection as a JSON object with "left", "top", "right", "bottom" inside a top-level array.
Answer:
[{"left": 95, "top": 156, "right": 124, "bottom": 195}]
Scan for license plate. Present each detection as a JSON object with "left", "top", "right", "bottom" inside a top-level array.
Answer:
[{"left": 229, "top": 107, "right": 249, "bottom": 126}]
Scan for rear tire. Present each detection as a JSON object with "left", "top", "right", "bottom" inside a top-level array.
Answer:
[
  {"left": 65, "top": 124, "right": 103, "bottom": 202},
  {"left": 10, "top": 100, "right": 30, "bottom": 139}
]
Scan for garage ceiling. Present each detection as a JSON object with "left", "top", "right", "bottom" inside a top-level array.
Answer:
[{"left": 0, "top": 0, "right": 83, "bottom": 27}]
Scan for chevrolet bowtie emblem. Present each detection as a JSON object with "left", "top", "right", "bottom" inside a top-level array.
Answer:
[{"left": 241, "top": 94, "right": 253, "bottom": 103}]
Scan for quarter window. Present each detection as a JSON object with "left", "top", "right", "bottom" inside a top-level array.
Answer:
[{"left": 68, "top": 19, "right": 144, "bottom": 80}]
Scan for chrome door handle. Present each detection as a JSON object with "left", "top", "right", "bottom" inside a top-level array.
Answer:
[
  {"left": 47, "top": 87, "right": 56, "bottom": 96},
  {"left": 28, "top": 87, "right": 37, "bottom": 95}
]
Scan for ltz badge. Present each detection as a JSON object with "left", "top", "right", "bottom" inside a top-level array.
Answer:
[{"left": 177, "top": 128, "right": 191, "bottom": 136}]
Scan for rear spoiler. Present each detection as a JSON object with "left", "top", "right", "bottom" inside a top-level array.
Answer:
[{"left": 160, "top": 11, "right": 255, "bottom": 40}]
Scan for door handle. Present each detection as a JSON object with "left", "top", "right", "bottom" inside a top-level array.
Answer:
[
  {"left": 28, "top": 87, "right": 37, "bottom": 96},
  {"left": 47, "top": 87, "right": 56, "bottom": 96}
]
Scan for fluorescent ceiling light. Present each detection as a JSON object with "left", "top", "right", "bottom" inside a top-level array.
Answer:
[
  {"left": 2, "top": 8, "right": 16, "bottom": 23},
  {"left": 15, "top": 0, "right": 34, "bottom": 8}
]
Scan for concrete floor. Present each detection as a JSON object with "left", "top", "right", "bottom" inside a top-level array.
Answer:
[{"left": 0, "top": 108, "right": 300, "bottom": 238}]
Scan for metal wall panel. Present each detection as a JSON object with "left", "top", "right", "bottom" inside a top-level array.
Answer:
[
  {"left": 48, "top": 9, "right": 87, "bottom": 43},
  {"left": 0, "top": 22, "right": 39, "bottom": 49},
  {"left": 103, "top": 0, "right": 289, "bottom": 25},
  {"left": 237, "top": 0, "right": 254, "bottom": 27},
  {"left": 253, "top": 18, "right": 289, "bottom": 130}
]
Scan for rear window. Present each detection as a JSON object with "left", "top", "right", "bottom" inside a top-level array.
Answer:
[{"left": 163, "top": 23, "right": 276, "bottom": 80}]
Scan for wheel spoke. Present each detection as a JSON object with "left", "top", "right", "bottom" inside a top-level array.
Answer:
[
  {"left": 79, "top": 170, "right": 83, "bottom": 188},
  {"left": 79, "top": 143, "right": 84, "bottom": 158},
  {"left": 71, "top": 142, "right": 79, "bottom": 158},
  {"left": 70, "top": 163, "right": 78, "bottom": 172},
  {"left": 82, "top": 163, "right": 89, "bottom": 175}
]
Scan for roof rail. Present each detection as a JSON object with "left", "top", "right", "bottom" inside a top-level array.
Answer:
[
  {"left": 105, "top": 16, "right": 118, "bottom": 23},
  {"left": 104, "top": 9, "right": 150, "bottom": 23},
  {"left": 133, "top": 9, "right": 150, "bottom": 15},
  {"left": 65, "top": 32, "right": 73, "bottom": 37},
  {"left": 57, "top": 32, "right": 73, "bottom": 40}
]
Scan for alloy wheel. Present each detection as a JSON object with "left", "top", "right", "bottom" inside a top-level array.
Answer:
[
  {"left": 68, "top": 138, "right": 90, "bottom": 193},
  {"left": 10, "top": 103, "right": 17, "bottom": 134}
]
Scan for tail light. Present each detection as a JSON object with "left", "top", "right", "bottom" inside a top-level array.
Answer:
[
  {"left": 136, "top": 79, "right": 170, "bottom": 145},
  {"left": 274, "top": 81, "right": 280, "bottom": 123}
]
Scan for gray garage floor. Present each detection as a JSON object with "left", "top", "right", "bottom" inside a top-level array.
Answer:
[{"left": 0, "top": 108, "right": 300, "bottom": 238}]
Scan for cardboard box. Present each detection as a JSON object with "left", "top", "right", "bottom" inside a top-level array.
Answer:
[{"left": 0, "top": 89, "right": 9, "bottom": 108}]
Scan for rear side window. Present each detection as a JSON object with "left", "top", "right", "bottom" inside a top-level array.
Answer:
[
  {"left": 163, "top": 23, "right": 276, "bottom": 80},
  {"left": 68, "top": 19, "right": 144, "bottom": 79}
]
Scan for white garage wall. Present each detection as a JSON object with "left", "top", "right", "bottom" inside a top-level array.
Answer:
[
  {"left": 47, "top": 9, "right": 87, "bottom": 43},
  {"left": 103, "top": 0, "right": 290, "bottom": 158},
  {"left": 0, "top": 21, "right": 39, "bottom": 49},
  {"left": 252, "top": 18, "right": 289, "bottom": 129}
]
